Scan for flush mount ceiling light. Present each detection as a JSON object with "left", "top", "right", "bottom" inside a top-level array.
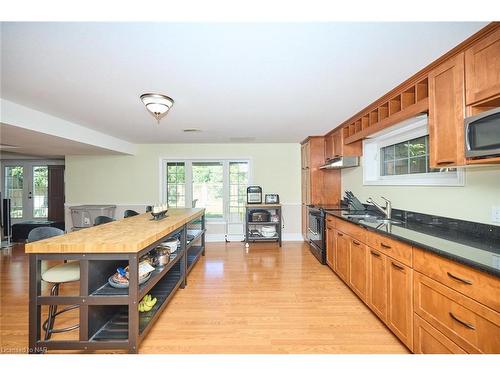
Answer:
[{"left": 140, "top": 93, "right": 174, "bottom": 124}]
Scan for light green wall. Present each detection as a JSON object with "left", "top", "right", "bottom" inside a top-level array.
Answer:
[
  {"left": 342, "top": 158, "right": 500, "bottom": 226},
  {"left": 65, "top": 143, "right": 301, "bottom": 204}
]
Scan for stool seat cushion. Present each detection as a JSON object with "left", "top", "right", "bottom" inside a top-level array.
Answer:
[{"left": 42, "top": 261, "right": 80, "bottom": 283}]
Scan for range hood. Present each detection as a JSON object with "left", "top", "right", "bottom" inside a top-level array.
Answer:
[{"left": 320, "top": 156, "right": 359, "bottom": 170}]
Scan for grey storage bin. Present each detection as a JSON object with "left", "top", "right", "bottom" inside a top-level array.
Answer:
[{"left": 70, "top": 205, "right": 116, "bottom": 229}]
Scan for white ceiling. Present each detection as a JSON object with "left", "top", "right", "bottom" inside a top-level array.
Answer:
[{"left": 0, "top": 22, "right": 487, "bottom": 143}]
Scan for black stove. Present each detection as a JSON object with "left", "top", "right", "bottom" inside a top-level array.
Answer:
[{"left": 306, "top": 204, "right": 349, "bottom": 264}]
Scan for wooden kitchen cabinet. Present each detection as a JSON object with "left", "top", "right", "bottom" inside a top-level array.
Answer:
[
  {"left": 414, "top": 272, "right": 500, "bottom": 353},
  {"left": 428, "top": 52, "right": 466, "bottom": 168},
  {"left": 301, "top": 137, "right": 328, "bottom": 206},
  {"left": 465, "top": 27, "right": 500, "bottom": 105},
  {"left": 324, "top": 128, "right": 362, "bottom": 161},
  {"left": 335, "top": 231, "right": 350, "bottom": 283},
  {"left": 387, "top": 258, "right": 413, "bottom": 350},
  {"left": 368, "top": 248, "right": 388, "bottom": 322},
  {"left": 326, "top": 219, "right": 336, "bottom": 270},
  {"left": 348, "top": 237, "right": 368, "bottom": 302}
]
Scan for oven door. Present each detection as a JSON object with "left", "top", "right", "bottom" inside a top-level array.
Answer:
[
  {"left": 465, "top": 107, "right": 500, "bottom": 158},
  {"left": 307, "top": 208, "right": 325, "bottom": 263}
]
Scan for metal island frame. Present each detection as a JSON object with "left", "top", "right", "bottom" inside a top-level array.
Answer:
[{"left": 25, "top": 208, "right": 206, "bottom": 353}]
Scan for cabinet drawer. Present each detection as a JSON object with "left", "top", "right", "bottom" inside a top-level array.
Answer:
[
  {"left": 336, "top": 219, "right": 366, "bottom": 243},
  {"left": 414, "top": 272, "right": 500, "bottom": 353},
  {"left": 326, "top": 214, "right": 336, "bottom": 226},
  {"left": 366, "top": 231, "right": 412, "bottom": 267},
  {"left": 414, "top": 247, "right": 500, "bottom": 312},
  {"left": 413, "top": 314, "right": 466, "bottom": 354}
]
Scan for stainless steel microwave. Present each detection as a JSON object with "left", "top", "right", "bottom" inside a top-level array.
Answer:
[{"left": 465, "top": 107, "right": 500, "bottom": 159}]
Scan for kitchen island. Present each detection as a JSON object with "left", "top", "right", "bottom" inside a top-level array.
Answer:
[{"left": 25, "top": 208, "right": 206, "bottom": 353}]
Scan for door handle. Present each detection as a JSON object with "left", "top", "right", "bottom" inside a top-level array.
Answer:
[
  {"left": 449, "top": 312, "right": 475, "bottom": 330},
  {"left": 447, "top": 272, "right": 473, "bottom": 285},
  {"left": 391, "top": 262, "right": 404, "bottom": 271},
  {"left": 308, "top": 228, "right": 318, "bottom": 236}
]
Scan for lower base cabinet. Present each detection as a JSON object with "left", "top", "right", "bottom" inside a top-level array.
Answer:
[
  {"left": 414, "top": 272, "right": 500, "bottom": 353},
  {"left": 387, "top": 259, "right": 413, "bottom": 351},
  {"left": 414, "top": 314, "right": 466, "bottom": 354}
]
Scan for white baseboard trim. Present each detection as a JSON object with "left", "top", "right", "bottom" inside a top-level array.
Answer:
[
  {"left": 282, "top": 233, "right": 305, "bottom": 241},
  {"left": 206, "top": 233, "right": 304, "bottom": 243}
]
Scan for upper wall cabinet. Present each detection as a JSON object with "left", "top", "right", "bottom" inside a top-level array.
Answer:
[
  {"left": 301, "top": 137, "right": 341, "bottom": 206},
  {"left": 465, "top": 28, "right": 500, "bottom": 106},
  {"left": 428, "top": 52, "right": 466, "bottom": 168},
  {"left": 324, "top": 128, "right": 362, "bottom": 162}
]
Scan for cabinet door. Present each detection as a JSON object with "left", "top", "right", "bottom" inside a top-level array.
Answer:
[
  {"left": 305, "top": 170, "right": 311, "bottom": 205},
  {"left": 368, "top": 248, "right": 388, "bottom": 322},
  {"left": 348, "top": 238, "right": 368, "bottom": 302},
  {"left": 387, "top": 259, "right": 413, "bottom": 350},
  {"left": 428, "top": 52, "right": 466, "bottom": 168},
  {"left": 335, "top": 231, "right": 350, "bottom": 282},
  {"left": 326, "top": 222, "right": 335, "bottom": 269},
  {"left": 301, "top": 169, "right": 306, "bottom": 204},
  {"left": 332, "top": 130, "right": 342, "bottom": 158},
  {"left": 301, "top": 205, "right": 308, "bottom": 241},
  {"left": 465, "top": 28, "right": 500, "bottom": 105},
  {"left": 325, "top": 133, "right": 334, "bottom": 161}
]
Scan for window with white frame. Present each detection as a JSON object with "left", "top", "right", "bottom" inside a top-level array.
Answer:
[
  {"left": 363, "top": 115, "right": 464, "bottom": 186},
  {"left": 162, "top": 159, "right": 250, "bottom": 222}
]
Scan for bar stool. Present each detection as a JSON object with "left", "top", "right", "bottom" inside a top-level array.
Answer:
[
  {"left": 94, "top": 215, "right": 114, "bottom": 226},
  {"left": 27, "top": 227, "right": 80, "bottom": 340},
  {"left": 124, "top": 209, "right": 139, "bottom": 218}
]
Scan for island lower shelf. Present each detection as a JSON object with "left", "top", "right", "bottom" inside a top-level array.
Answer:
[{"left": 28, "top": 209, "right": 206, "bottom": 354}]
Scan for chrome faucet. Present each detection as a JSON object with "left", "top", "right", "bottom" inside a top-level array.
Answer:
[{"left": 366, "top": 196, "right": 392, "bottom": 219}]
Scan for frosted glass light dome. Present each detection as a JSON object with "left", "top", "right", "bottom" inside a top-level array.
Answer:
[{"left": 140, "top": 93, "right": 174, "bottom": 123}]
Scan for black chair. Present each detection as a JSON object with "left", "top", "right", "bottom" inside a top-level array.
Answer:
[
  {"left": 124, "top": 209, "right": 139, "bottom": 218},
  {"left": 27, "top": 227, "right": 64, "bottom": 242},
  {"left": 94, "top": 215, "right": 114, "bottom": 226},
  {"left": 27, "top": 227, "right": 80, "bottom": 340}
]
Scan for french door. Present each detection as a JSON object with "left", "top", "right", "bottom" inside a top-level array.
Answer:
[{"left": 2, "top": 161, "right": 63, "bottom": 224}]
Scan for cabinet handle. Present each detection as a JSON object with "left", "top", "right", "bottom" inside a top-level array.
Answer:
[
  {"left": 370, "top": 251, "right": 380, "bottom": 257},
  {"left": 447, "top": 272, "right": 473, "bottom": 285},
  {"left": 352, "top": 240, "right": 361, "bottom": 246},
  {"left": 380, "top": 242, "right": 391, "bottom": 249},
  {"left": 449, "top": 312, "right": 475, "bottom": 330},
  {"left": 391, "top": 262, "right": 404, "bottom": 271},
  {"left": 436, "top": 160, "right": 454, "bottom": 165},
  {"left": 337, "top": 233, "right": 343, "bottom": 237}
]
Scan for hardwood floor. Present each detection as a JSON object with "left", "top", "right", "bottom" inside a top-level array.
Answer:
[{"left": 0, "top": 241, "right": 408, "bottom": 354}]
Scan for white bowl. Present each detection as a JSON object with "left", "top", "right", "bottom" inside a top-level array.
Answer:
[
  {"left": 261, "top": 231, "right": 277, "bottom": 238},
  {"left": 161, "top": 239, "right": 179, "bottom": 252}
]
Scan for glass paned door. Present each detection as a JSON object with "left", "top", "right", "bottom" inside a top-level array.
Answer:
[
  {"left": 3, "top": 163, "right": 51, "bottom": 222},
  {"left": 192, "top": 162, "right": 224, "bottom": 220},
  {"left": 4, "top": 166, "right": 24, "bottom": 219},
  {"left": 33, "top": 166, "right": 48, "bottom": 218}
]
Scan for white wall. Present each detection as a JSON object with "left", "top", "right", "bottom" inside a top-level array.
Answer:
[
  {"left": 65, "top": 143, "right": 302, "bottom": 240},
  {"left": 342, "top": 157, "right": 500, "bottom": 226}
]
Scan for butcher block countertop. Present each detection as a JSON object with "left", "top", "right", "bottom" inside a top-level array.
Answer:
[{"left": 25, "top": 208, "right": 205, "bottom": 254}]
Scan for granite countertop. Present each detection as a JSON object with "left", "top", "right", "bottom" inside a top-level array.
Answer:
[{"left": 325, "top": 209, "right": 500, "bottom": 277}]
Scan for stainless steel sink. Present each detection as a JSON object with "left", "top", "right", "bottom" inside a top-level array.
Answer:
[
  {"left": 346, "top": 214, "right": 379, "bottom": 220},
  {"left": 374, "top": 218, "right": 403, "bottom": 225}
]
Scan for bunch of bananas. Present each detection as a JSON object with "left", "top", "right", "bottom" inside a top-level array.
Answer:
[{"left": 138, "top": 294, "right": 157, "bottom": 312}]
